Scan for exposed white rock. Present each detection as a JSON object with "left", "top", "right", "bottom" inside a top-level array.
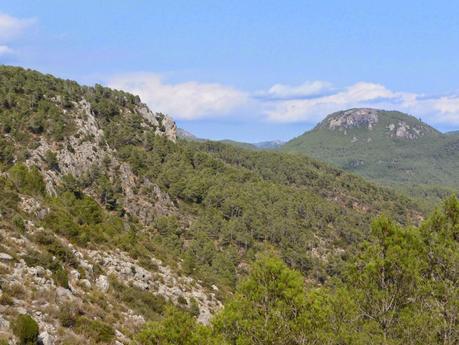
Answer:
[
  {"left": 86, "top": 249, "right": 222, "bottom": 324},
  {"left": 20, "top": 196, "right": 49, "bottom": 219},
  {"left": 387, "top": 121, "right": 426, "bottom": 140},
  {"left": 96, "top": 275, "right": 110, "bottom": 292},
  {"left": 79, "top": 279, "right": 92, "bottom": 289},
  {"left": 0, "top": 316, "right": 10, "bottom": 329},
  {"left": 56, "top": 287, "right": 73, "bottom": 300},
  {"left": 328, "top": 108, "right": 379, "bottom": 130},
  {"left": 0, "top": 253, "right": 13, "bottom": 261},
  {"left": 137, "top": 105, "right": 176, "bottom": 142},
  {"left": 39, "top": 331, "right": 54, "bottom": 345}
]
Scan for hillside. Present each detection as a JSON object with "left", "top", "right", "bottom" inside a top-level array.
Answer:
[
  {"left": 282, "top": 108, "right": 459, "bottom": 203},
  {"left": 0, "top": 67, "right": 440, "bottom": 344}
]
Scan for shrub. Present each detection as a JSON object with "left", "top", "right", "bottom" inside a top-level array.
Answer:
[
  {"left": 110, "top": 278, "right": 166, "bottom": 320},
  {"left": 57, "top": 303, "right": 78, "bottom": 328},
  {"left": 53, "top": 266, "right": 69, "bottom": 289},
  {"left": 12, "top": 314, "right": 39, "bottom": 345},
  {"left": 75, "top": 317, "right": 115, "bottom": 343},
  {"left": 44, "top": 150, "right": 60, "bottom": 171},
  {"left": 12, "top": 214, "right": 25, "bottom": 232},
  {"left": 8, "top": 164, "right": 46, "bottom": 196},
  {"left": 177, "top": 295, "right": 187, "bottom": 305},
  {"left": 0, "top": 293, "right": 13, "bottom": 306}
]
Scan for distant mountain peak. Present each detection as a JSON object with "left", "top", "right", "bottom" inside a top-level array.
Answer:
[
  {"left": 177, "top": 127, "right": 199, "bottom": 140},
  {"left": 317, "top": 108, "right": 439, "bottom": 140}
]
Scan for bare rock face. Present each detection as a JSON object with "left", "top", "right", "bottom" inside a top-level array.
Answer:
[
  {"left": 136, "top": 105, "right": 177, "bottom": 142},
  {"left": 327, "top": 108, "right": 379, "bottom": 131},
  {"left": 386, "top": 121, "right": 427, "bottom": 140},
  {"left": 24, "top": 97, "right": 178, "bottom": 223}
]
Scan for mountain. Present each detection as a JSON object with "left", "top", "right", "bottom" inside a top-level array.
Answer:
[
  {"left": 218, "top": 139, "right": 285, "bottom": 150},
  {"left": 282, "top": 108, "right": 459, "bottom": 203},
  {"left": 446, "top": 130, "right": 459, "bottom": 136},
  {"left": 253, "top": 140, "right": 285, "bottom": 149},
  {"left": 0, "top": 67, "right": 442, "bottom": 344},
  {"left": 176, "top": 127, "right": 199, "bottom": 140},
  {"left": 177, "top": 129, "right": 284, "bottom": 150}
]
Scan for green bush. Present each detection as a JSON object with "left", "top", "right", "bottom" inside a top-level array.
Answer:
[
  {"left": 75, "top": 317, "right": 115, "bottom": 343},
  {"left": 8, "top": 164, "right": 46, "bottom": 196},
  {"left": 110, "top": 278, "right": 166, "bottom": 320},
  {"left": 53, "top": 265, "right": 69, "bottom": 289},
  {"left": 12, "top": 314, "right": 39, "bottom": 345},
  {"left": 44, "top": 150, "right": 60, "bottom": 171},
  {"left": 0, "top": 293, "right": 13, "bottom": 306}
]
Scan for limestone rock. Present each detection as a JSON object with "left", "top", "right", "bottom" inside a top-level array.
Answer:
[
  {"left": 38, "top": 331, "right": 54, "bottom": 345},
  {"left": 96, "top": 275, "right": 110, "bottom": 292},
  {"left": 327, "top": 108, "right": 379, "bottom": 130},
  {"left": 0, "top": 253, "right": 13, "bottom": 261}
]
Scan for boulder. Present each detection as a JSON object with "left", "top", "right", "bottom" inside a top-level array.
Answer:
[
  {"left": 38, "top": 331, "right": 54, "bottom": 345},
  {"left": 0, "top": 253, "right": 13, "bottom": 261},
  {"left": 96, "top": 275, "right": 109, "bottom": 292}
]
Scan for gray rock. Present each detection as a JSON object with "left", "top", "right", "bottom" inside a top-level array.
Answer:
[
  {"left": 80, "top": 279, "right": 92, "bottom": 289},
  {"left": 56, "top": 287, "right": 73, "bottom": 300},
  {"left": 0, "top": 316, "right": 9, "bottom": 329},
  {"left": 0, "top": 252, "right": 13, "bottom": 261},
  {"left": 38, "top": 331, "right": 54, "bottom": 345},
  {"left": 96, "top": 275, "right": 109, "bottom": 292}
]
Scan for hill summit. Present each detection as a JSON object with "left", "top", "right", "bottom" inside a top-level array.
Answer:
[
  {"left": 283, "top": 108, "right": 459, "bottom": 201},
  {"left": 316, "top": 108, "right": 439, "bottom": 141}
]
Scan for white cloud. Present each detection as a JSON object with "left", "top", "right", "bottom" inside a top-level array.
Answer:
[
  {"left": 0, "top": 13, "right": 34, "bottom": 41},
  {"left": 263, "top": 82, "right": 406, "bottom": 123},
  {"left": 0, "top": 45, "right": 13, "bottom": 56},
  {"left": 107, "top": 73, "right": 459, "bottom": 127},
  {"left": 109, "top": 73, "right": 248, "bottom": 120},
  {"left": 0, "top": 13, "right": 35, "bottom": 57},
  {"left": 261, "top": 81, "right": 459, "bottom": 126},
  {"left": 256, "top": 81, "right": 333, "bottom": 99}
]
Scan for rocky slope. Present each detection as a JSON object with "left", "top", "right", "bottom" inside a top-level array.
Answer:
[
  {"left": 282, "top": 108, "right": 459, "bottom": 204},
  {"left": 0, "top": 67, "right": 220, "bottom": 344}
]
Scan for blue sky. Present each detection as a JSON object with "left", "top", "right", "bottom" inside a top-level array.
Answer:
[{"left": 1, "top": 0, "right": 459, "bottom": 141}]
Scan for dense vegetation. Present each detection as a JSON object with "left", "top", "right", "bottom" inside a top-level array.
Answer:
[
  {"left": 99, "top": 114, "right": 420, "bottom": 289},
  {"left": 1, "top": 66, "right": 456, "bottom": 343},
  {"left": 282, "top": 109, "right": 459, "bottom": 206},
  {"left": 136, "top": 196, "right": 459, "bottom": 344},
  {"left": 0, "top": 66, "right": 420, "bottom": 293}
]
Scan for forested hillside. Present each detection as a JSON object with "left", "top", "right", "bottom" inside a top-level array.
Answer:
[
  {"left": 136, "top": 196, "right": 459, "bottom": 345},
  {"left": 282, "top": 108, "right": 459, "bottom": 205},
  {"left": 0, "top": 66, "right": 456, "bottom": 344}
]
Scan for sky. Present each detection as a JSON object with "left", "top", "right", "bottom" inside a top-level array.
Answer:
[{"left": 1, "top": 0, "right": 459, "bottom": 142}]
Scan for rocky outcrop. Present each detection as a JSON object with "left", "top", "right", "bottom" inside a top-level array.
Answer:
[
  {"left": 136, "top": 105, "right": 176, "bottom": 142},
  {"left": 118, "top": 163, "right": 176, "bottom": 224},
  {"left": 327, "top": 108, "right": 379, "bottom": 130},
  {"left": 386, "top": 120, "right": 429, "bottom": 140},
  {"left": 24, "top": 98, "right": 177, "bottom": 223},
  {"left": 85, "top": 249, "right": 222, "bottom": 324}
]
